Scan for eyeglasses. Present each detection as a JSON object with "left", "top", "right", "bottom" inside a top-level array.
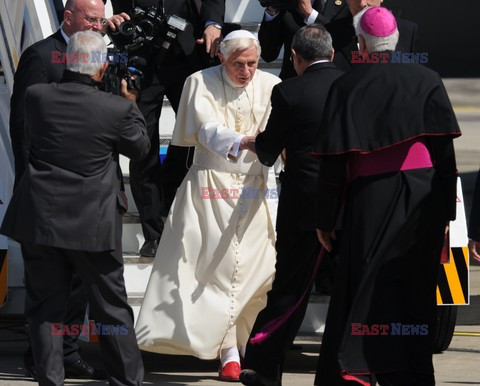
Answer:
[
  {"left": 69, "top": 10, "right": 108, "bottom": 26},
  {"left": 84, "top": 15, "right": 108, "bottom": 26}
]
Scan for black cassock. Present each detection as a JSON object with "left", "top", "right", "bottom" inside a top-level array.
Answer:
[{"left": 313, "top": 58, "right": 461, "bottom": 385}]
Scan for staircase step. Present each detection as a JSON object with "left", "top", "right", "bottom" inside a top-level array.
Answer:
[
  {"left": 122, "top": 212, "right": 140, "bottom": 224},
  {"left": 128, "top": 294, "right": 144, "bottom": 306},
  {"left": 122, "top": 222, "right": 143, "bottom": 253},
  {"left": 299, "top": 297, "right": 329, "bottom": 334},
  {"left": 240, "top": 22, "right": 260, "bottom": 33},
  {"left": 123, "top": 252, "right": 155, "bottom": 265},
  {"left": 124, "top": 263, "right": 152, "bottom": 294},
  {"left": 130, "top": 302, "right": 142, "bottom": 324}
]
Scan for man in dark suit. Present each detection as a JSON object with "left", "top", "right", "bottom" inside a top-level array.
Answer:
[
  {"left": 8, "top": 0, "right": 129, "bottom": 379},
  {"left": 111, "top": 0, "right": 226, "bottom": 257},
  {"left": 1, "top": 30, "right": 149, "bottom": 386},
  {"left": 258, "top": 0, "right": 350, "bottom": 79},
  {"left": 9, "top": 0, "right": 122, "bottom": 187},
  {"left": 258, "top": 0, "right": 350, "bottom": 296},
  {"left": 239, "top": 25, "right": 344, "bottom": 386}
]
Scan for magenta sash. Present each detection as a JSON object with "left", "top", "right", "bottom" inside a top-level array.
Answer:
[{"left": 348, "top": 138, "right": 433, "bottom": 179}]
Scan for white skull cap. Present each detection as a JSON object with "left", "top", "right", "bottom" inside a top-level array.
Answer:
[{"left": 223, "top": 29, "right": 258, "bottom": 41}]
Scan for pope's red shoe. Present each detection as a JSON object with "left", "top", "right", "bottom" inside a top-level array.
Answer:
[{"left": 219, "top": 361, "right": 241, "bottom": 382}]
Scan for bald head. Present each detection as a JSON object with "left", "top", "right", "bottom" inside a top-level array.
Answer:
[{"left": 63, "top": 0, "right": 106, "bottom": 36}]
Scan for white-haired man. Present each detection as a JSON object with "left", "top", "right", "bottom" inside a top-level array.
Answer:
[
  {"left": 9, "top": 0, "right": 130, "bottom": 379},
  {"left": 135, "top": 30, "right": 280, "bottom": 382},
  {"left": 1, "top": 30, "right": 149, "bottom": 386},
  {"left": 10, "top": 0, "right": 129, "bottom": 188},
  {"left": 313, "top": 7, "right": 460, "bottom": 386}
]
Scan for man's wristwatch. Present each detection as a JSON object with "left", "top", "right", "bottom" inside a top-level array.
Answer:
[{"left": 209, "top": 23, "right": 222, "bottom": 30}]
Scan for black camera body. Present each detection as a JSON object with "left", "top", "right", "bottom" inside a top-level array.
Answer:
[
  {"left": 104, "top": 5, "right": 189, "bottom": 95},
  {"left": 108, "top": 5, "right": 188, "bottom": 53},
  {"left": 101, "top": 48, "right": 144, "bottom": 96},
  {"left": 259, "top": 0, "right": 299, "bottom": 10}
]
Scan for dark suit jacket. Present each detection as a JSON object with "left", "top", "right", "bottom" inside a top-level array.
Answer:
[
  {"left": 255, "top": 62, "right": 344, "bottom": 231},
  {"left": 258, "top": 1, "right": 350, "bottom": 79},
  {"left": 9, "top": 29, "right": 67, "bottom": 186},
  {"left": 112, "top": 0, "right": 225, "bottom": 71},
  {"left": 328, "top": 15, "right": 418, "bottom": 72},
  {"left": 1, "top": 71, "right": 150, "bottom": 254}
]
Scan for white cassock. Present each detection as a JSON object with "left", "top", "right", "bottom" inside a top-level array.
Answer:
[{"left": 135, "top": 65, "right": 281, "bottom": 359}]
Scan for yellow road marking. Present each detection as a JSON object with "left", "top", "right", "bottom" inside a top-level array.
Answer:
[
  {"left": 453, "top": 332, "right": 480, "bottom": 337},
  {"left": 453, "top": 106, "right": 480, "bottom": 112}
]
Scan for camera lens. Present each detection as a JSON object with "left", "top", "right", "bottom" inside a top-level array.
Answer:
[
  {"left": 119, "top": 21, "right": 136, "bottom": 36},
  {"left": 138, "top": 19, "right": 155, "bottom": 36}
]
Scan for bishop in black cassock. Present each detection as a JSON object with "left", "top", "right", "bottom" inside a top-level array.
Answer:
[{"left": 313, "top": 7, "right": 460, "bottom": 386}]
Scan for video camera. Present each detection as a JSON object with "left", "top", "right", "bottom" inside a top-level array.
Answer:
[
  {"left": 103, "top": 5, "right": 189, "bottom": 95},
  {"left": 258, "top": 0, "right": 299, "bottom": 10},
  {"left": 108, "top": 5, "right": 188, "bottom": 54},
  {"left": 101, "top": 49, "right": 145, "bottom": 96}
]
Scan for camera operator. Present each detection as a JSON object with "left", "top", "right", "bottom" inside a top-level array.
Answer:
[
  {"left": 110, "top": 0, "right": 226, "bottom": 258},
  {"left": 2, "top": 30, "right": 149, "bottom": 386},
  {"left": 8, "top": 0, "right": 132, "bottom": 380},
  {"left": 256, "top": 0, "right": 350, "bottom": 301},
  {"left": 258, "top": 0, "right": 350, "bottom": 80}
]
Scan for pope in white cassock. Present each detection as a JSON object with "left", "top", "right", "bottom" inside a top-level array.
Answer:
[{"left": 135, "top": 30, "right": 280, "bottom": 382}]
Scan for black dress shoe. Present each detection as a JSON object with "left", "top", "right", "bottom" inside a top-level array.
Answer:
[
  {"left": 64, "top": 359, "right": 106, "bottom": 380},
  {"left": 239, "top": 369, "right": 280, "bottom": 386},
  {"left": 139, "top": 238, "right": 160, "bottom": 257}
]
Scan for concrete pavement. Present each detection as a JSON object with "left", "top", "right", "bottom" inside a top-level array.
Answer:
[{"left": 1, "top": 309, "right": 479, "bottom": 385}]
